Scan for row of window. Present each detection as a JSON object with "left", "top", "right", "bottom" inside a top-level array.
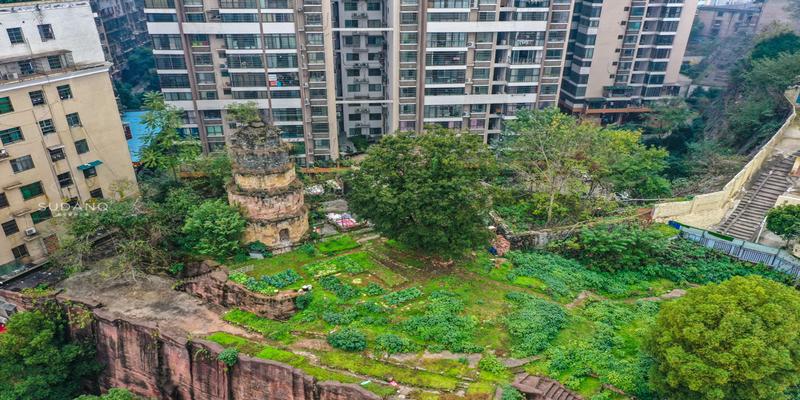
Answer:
[
  {"left": 0, "top": 85, "right": 73, "bottom": 115},
  {"left": 5, "top": 24, "right": 54, "bottom": 46},
  {"left": 0, "top": 114, "right": 82, "bottom": 147},
  {"left": 8, "top": 140, "right": 90, "bottom": 175}
]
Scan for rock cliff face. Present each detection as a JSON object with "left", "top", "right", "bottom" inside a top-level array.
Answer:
[
  {"left": 0, "top": 289, "right": 379, "bottom": 400},
  {"left": 179, "top": 268, "right": 300, "bottom": 320}
]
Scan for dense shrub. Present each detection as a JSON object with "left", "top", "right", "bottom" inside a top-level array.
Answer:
[
  {"left": 319, "top": 276, "right": 360, "bottom": 300},
  {"left": 295, "top": 291, "right": 313, "bottom": 310},
  {"left": 327, "top": 328, "right": 367, "bottom": 352},
  {"left": 323, "top": 309, "right": 358, "bottom": 326},
  {"left": 217, "top": 348, "right": 239, "bottom": 367},
  {"left": 402, "top": 291, "right": 481, "bottom": 353},
  {"left": 262, "top": 269, "right": 302, "bottom": 288},
  {"left": 375, "top": 334, "right": 417, "bottom": 355},
  {"left": 504, "top": 292, "right": 568, "bottom": 357},
  {"left": 363, "top": 282, "right": 386, "bottom": 296},
  {"left": 383, "top": 287, "right": 422, "bottom": 306},
  {"left": 478, "top": 352, "right": 508, "bottom": 374},
  {"left": 182, "top": 199, "right": 246, "bottom": 259},
  {"left": 557, "top": 224, "right": 670, "bottom": 272},
  {"left": 500, "top": 385, "right": 525, "bottom": 400}
]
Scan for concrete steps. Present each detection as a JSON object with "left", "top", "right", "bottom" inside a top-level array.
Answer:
[{"left": 718, "top": 152, "right": 799, "bottom": 241}]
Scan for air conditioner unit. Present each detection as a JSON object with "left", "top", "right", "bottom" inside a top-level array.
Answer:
[
  {"left": 467, "top": 42, "right": 474, "bottom": 48},
  {"left": 219, "top": 63, "right": 227, "bottom": 69},
  {"left": 462, "top": 112, "right": 470, "bottom": 117},
  {"left": 24, "top": 227, "right": 37, "bottom": 236},
  {"left": 297, "top": 6, "right": 303, "bottom": 11},
  {"left": 0, "top": 149, "right": 8, "bottom": 159}
]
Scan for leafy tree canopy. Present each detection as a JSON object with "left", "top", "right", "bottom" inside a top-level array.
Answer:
[
  {"left": 0, "top": 311, "right": 99, "bottom": 400},
  {"left": 182, "top": 199, "right": 246, "bottom": 259},
  {"left": 752, "top": 31, "right": 800, "bottom": 60},
  {"left": 138, "top": 92, "right": 201, "bottom": 176},
  {"left": 648, "top": 276, "right": 800, "bottom": 400},
  {"left": 767, "top": 204, "right": 800, "bottom": 242},
  {"left": 75, "top": 388, "right": 143, "bottom": 400},
  {"left": 225, "top": 101, "right": 261, "bottom": 125},
  {"left": 347, "top": 127, "right": 497, "bottom": 256},
  {"left": 500, "top": 108, "right": 670, "bottom": 225}
]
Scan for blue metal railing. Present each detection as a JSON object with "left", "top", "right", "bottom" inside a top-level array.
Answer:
[{"left": 670, "top": 221, "right": 800, "bottom": 278}]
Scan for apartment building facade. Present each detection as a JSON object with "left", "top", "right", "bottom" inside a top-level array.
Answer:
[
  {"left": 145, "top": 0, "right": 575, "bottom": 163},
  {"left": 0, "top": 1, "right": 138, "bottom": 267},
  {"left": 560, "top": 0, "right": 698, "bottom": 123},
  {"left": 92, "top": 0, "right": 151, "bottom": 78}
]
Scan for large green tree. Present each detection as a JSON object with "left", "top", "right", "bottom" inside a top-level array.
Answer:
[
  {"left": 182, "top": 199, "right": 246, "bottom": 258},
  {"left": 138, "top": 92, "right": 200, "bottom": 177},
  {"left": 501, "top": 108, "right": 670, "bottom": 224},
  {"left": 347, "top": 127, "right": 497, "bottom": 256},
  {"left": 0, "top": 311, "right": 99, "bottom": 400},
  {"left": 648, "top": 276, "right": 800, "bottom": 400}
]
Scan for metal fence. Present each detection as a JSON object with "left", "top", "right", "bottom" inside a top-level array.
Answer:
[{"left": 671, "top": 221, "right": 800, "bottom": 278}]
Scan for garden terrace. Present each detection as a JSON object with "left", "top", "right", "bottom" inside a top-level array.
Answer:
[{"left": 200, "top": 226, "right": 792, "bottom": 399}]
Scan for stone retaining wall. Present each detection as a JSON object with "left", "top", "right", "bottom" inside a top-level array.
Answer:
[{"left": 179, "top": 268, "right": 300, "bottom": 320}]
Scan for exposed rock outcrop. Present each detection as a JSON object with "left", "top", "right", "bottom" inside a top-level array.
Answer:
[{"left": 179, "top": 267, "right": 300, "bottom": 320}]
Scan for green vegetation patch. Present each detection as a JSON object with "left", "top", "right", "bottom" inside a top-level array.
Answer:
[
  {"left": 222, "top": 309, "right": 292, "bottom": 342},
  {"left": 205, "top": 332, "right": 394, "bottom": 397},
  {"left": 304, "top": 252, "right": 378, "bottom": 278},
  {"left": 319, "top": 351, "right": 460, "bottom": 391},
  {"left": 316, "top": 235, "right": 360, "bottom": 255},
  {"left": 504, "top": 292, "right": 568, "bottom": 358}
]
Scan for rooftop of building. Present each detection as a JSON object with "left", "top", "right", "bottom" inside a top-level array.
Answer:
[{"left": 0, "top": 0, "right": 91, "bottom": 10}]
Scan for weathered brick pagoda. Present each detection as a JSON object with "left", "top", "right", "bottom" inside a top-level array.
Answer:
[{"left": 227, "top": 122, "right": 308, "bottom": 253}]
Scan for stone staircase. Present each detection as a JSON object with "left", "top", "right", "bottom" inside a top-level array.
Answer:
[
  {"left": 718, "top": 152, "right": 799, "bottom": 241},
  {"left": 505, "top": 373, "right": 582, "bottom": 400}
]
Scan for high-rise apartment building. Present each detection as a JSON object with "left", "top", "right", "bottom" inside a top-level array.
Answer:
[
  {"left": 560, "top": 0, "right": 698, "bottom": 123},
  {"left": 0, "top": 1, "right": 138, "bottom": 268},
  {"left": 145, "top": 0, "right": 576, "bottom": 163},
  {"left": 92, "top": 0, "right": 151, "bottom": 78}
]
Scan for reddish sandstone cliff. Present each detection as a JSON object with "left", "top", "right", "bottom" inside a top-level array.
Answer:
[{"left": 0, "top": 289, "right": 379, "bottom": 400}]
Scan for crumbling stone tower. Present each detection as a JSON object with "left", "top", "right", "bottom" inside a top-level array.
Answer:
[{"left": 227, "top": 122, "right": 309, "bottom": 253}]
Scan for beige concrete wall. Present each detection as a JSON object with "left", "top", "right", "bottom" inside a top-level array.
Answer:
[
  {"left": 0, "top": 68, "right": 137, "bottom": 265},
  {"left": 652, "top": 90, "right": 798, "bottom": 228}
]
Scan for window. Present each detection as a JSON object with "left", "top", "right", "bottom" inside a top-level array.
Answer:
[
  {"left": 38, "top": 24, "right": 54, "bottom": 41},
  {"left": 206, "top": 125, "right": 224, "bottom": 137},
  {"left": 11, "top": 244, "right": 28, "bottom": 259},
  {"left": 31, "top": 207, "right": 52, "bottom": 224},
  {"left": 74, "top": 139, "right": 89, "bottom": 154},
  {"left": 90, "top": 188, "right": 104, "bottom": 199},
  {"left": 47, "top": 55, "right": 62, "bottom": 70},
  {"left": 0, "top": 127, "right": 24, "bottom": 145},
  {"left": 57, "top": 172, "right": 72, "bottom": 188},
  {"left": 20, "top": 181, "right": 44, "bottom": 200},
  {"left": 0, "top": 193, "right": 7, "bottom": 209},
  {"left": 66, "top": 113, "right": 82, "bottom": 127},
  {"left": 10, "top": 155, "right": 34, "bottom": 173},
  {"left": 0, "top": 97, "right": 12, "bottom": 114},
  {"left": 49, "top": 147, "right": 66, "bottom": 161},
  {"left": 57, "top": 85, "right": 73, "bottom": 100},
  {"left": 83, "top": 167, "right": 98, "bottom": 179},
  {"left": 2, "top": 220, "right": 19, "bottom": 236},
  {"left": 29, "top": 90, "right": 45, "bottom": 106},
  {"left": 6, "top": 28, "right": 24, "bottom": 44},
  {"left": 39, "top": 119, "right": 56, "bottom": 135}
]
